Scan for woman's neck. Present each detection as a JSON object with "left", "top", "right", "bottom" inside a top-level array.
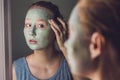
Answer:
[
  {"left": 87, "top": 70, "right": 101, "bottom": 80},
  {"left": 27, "top": 46, "right": 61, "bottom": 66},
  {"left": 83, "top": 65, "right": 102, "bottom": 80},
  {"left": 73, "top": 65, "right": 102, "bottom": 80}
]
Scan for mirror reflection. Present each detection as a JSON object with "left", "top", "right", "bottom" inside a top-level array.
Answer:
[{"left": 11, "top": 0, "right": 77, "bottom": 80}]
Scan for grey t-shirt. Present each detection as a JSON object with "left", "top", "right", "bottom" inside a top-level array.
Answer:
[{"left": 13, "top": 57, "right": 72, "bottom": 80}]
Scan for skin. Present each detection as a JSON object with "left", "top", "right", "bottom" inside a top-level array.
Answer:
[
  {"left": 64, "top": 5, "right": 91, "bottom": 75},
  {"left": 24, "top": 9, "right": 55, "bottom": 50}
]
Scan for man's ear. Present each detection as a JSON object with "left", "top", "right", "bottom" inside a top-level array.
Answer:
[{"left": 89, "top": 32, "right": 105, "bottom": 59}]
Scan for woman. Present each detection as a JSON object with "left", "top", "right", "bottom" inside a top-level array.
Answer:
[
  {"left": 12, "top": 1, "right": 72, "bottom": 80},
  {"left": 63, "top": 0, "right": 120, "bottom": 80}
]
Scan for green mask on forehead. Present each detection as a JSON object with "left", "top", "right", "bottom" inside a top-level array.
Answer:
[
  {"left": 25, "top": 8, "right": 53, "bottom": 22},
  {"left": 24, "top": 9, "right": 55, "bottom": 50}
]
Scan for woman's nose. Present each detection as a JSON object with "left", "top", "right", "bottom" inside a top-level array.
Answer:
[
  {"left": 29, "top": 26, "right": 36, "bottom": 36},
  {"left": 32, "top": 26, "right": 36, "bottom": 35}
]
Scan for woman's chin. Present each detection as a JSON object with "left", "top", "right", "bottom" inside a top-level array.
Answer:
[{"left": 28, "top": 45, "right": 47, "bottom": 50}]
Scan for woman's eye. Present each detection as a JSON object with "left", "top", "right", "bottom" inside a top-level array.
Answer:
[
  {"left": 36, "top": 24, "right": 47, "bottom": 29},
  {"left": 25, "top": 23, "right": 31, "bottom": 28}
]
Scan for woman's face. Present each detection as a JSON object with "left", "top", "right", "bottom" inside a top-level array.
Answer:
[
  {"left": 64, "top": 4, "right": 91, "bottom": 73},
  {"left": 24, "top": 8, "right": 55, "bottom": 50}
]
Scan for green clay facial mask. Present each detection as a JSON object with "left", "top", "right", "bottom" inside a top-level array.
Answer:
[
  {"left": 64, "top": 5, "right": 91, "bottom": 73},
  {"left": 24, "top": 9, "right": 54, "bottom": 50}
]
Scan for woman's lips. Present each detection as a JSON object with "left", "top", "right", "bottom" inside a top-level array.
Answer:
[{"left": 29, "top": 39, "right": 37, "bottom": 44}]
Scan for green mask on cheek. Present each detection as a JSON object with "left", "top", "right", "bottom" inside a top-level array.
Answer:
[
  {"left": 65, "top": 6, "right": 91, "bottom": 73},
  {"left": 24, "top": 9, "right": 54, "bottom": 50}
]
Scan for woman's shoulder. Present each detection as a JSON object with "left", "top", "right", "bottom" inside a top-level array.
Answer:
[
  {"left": 13, "top": 57, "right": 26, "bottom": 65},
  {"left": 13, "top": 57, "right": 28, "bottom": 71},
  {"left": 13, "top": 57, "right": 36, "bottom": 80}
]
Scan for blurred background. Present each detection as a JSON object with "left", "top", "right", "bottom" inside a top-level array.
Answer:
[{"left": 11, "top": 0, "right": 77, "bottom": 61}]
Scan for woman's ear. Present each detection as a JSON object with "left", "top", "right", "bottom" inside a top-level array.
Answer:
[{"left": 89, "top": 32, "right": 105, "bottom": 59}]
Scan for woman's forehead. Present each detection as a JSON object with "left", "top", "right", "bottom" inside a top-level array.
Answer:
[
  {"left": 25, "top": 9, "right": 53, "bottom": 20},
  {"left": 29, "top": 6, "right": 54, "bottom": 16}
]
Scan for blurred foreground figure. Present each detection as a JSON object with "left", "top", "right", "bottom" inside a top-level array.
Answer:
[{"left": 64, "top": 0, "right": 120, "bottom": 80}]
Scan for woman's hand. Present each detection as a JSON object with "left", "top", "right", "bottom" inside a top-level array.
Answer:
[{"left": 48, "top": 18, "right": 68, "bottom": 55}]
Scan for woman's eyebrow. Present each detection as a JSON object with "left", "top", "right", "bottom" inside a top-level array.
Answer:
[{"left": 37, "top": 19, "right": 46, "bottom": 22}]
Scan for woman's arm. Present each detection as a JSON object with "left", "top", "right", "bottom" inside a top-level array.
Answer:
[
  {"left": 48, "top": 18, "right": 68, "bottom": 57},
  {"left": 48, "top": 18, "right": 83, "bottom": 80}
]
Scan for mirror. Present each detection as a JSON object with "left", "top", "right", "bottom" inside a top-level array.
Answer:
[
  {"left": 11, "top": 0, "right": 77, "bottom": 61},
  {"left": 1, "top": 0, "right": 78, "bottom": 80}
]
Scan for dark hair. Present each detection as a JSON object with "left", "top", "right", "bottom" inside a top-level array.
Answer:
[
  {"left": 28, "top": 1, "right": 63, "bottom": 24},
  {"left": 78, "top": 0, "right": 120, "bottom": 80}
]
